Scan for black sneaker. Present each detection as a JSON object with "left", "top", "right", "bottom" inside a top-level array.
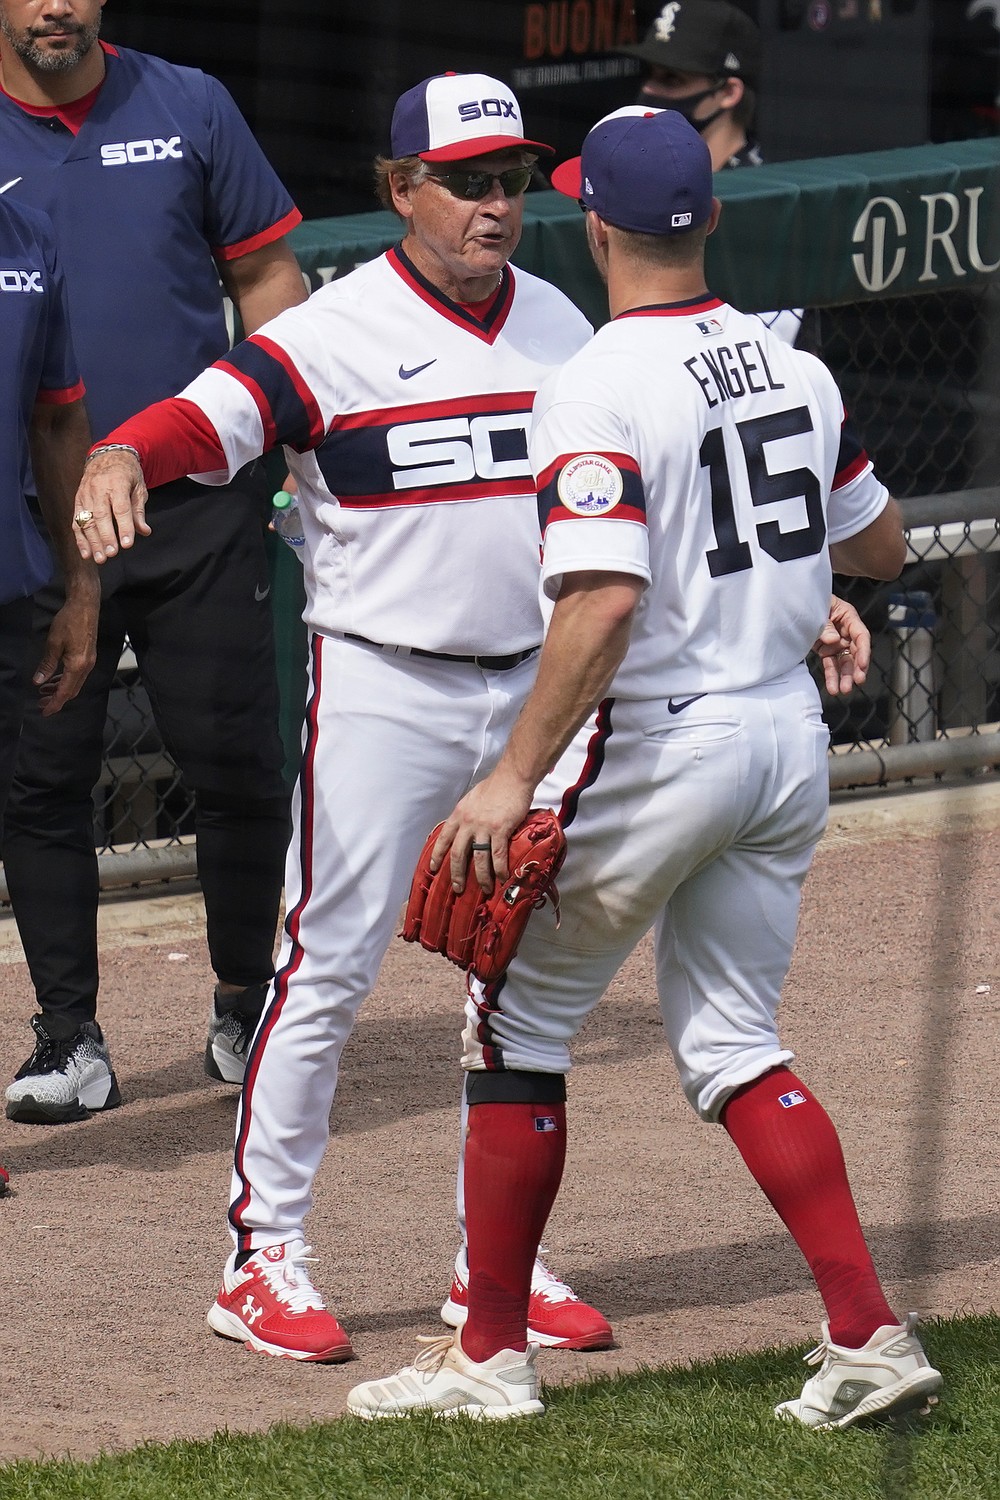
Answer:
[
  {"left": 204, "top": 982, "right": 269, "bottom": 1085},
  {"left": 5, "top": 1016, "right": 121, "bottom": 1124}
]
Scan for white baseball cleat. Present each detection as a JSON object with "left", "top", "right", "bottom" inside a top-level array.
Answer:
[
  {"left": 347, "top": 1333, "right": 544, "bottom": 1420},
  {"left": 775, "top": 1314, "right": 943, "bottom": 1430}
]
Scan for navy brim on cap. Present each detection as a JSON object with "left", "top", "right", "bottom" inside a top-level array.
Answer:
[{"left": 391, "top": 72, "right": 553, "bottom": 162}]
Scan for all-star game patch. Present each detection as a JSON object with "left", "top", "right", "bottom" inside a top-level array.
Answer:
[{"left": 556, "top": 454, "right": 624, "bottom": 516}]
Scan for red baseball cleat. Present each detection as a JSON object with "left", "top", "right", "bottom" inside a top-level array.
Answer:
[
  {"left": 0, "top": 1161, "right": 8, "bottom": 1195},
  {"left": 207, "top": 1239, "right": 354, "bottom": 1362},
  {"left": 441, "top": 1247, "right": 614, "bottom": 1350}
]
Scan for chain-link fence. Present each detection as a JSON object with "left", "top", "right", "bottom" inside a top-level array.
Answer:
[
  {"left": 97, "top": 646, "right": 195, "bottom": 853},
  {"left": 803, "top": 285, "right": 1000, "bottom": 786},
  {"left": 5, "top": 204, "right": 996, "bottom": 893}
]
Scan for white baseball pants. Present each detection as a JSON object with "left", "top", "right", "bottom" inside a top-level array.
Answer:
[
  {"left": 229, "top": 632, "right": 536, "bottom": 1249},
  {"left": 463, "top": 665, "right": 831, "bottom": 1121}
]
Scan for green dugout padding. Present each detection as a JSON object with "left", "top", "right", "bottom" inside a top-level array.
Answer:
[
  {"left": 271, "top": 138, "right": 1000, "bottom": 777},
  {"left": 291, "top": 139, "right": 1000, "bottom": 317}
]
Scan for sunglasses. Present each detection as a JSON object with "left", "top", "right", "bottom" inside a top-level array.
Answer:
[{"left": 427, "top": 167, "right": 533, "bottom": 201}]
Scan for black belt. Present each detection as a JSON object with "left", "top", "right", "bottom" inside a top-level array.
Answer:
[{"left": 343, "top": 633, "right": 539, "bottom": 671}]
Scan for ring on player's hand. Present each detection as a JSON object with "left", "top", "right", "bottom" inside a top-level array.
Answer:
[
  {"left": 471, "top": 842, "right": 492, "bottom": 851},
  {"left": 74, "top": 509, "right": 95, "bottom": 528}
]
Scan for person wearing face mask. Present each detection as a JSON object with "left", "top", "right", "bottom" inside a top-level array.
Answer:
[
  {"left": 618, "top": 2, "right": 801, "bottom": 344},
  {"left": 619, "top": 0, "right": 763, "bottom": 170}
]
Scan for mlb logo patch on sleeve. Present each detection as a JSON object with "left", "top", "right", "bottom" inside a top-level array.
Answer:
[
  {"left": 534, "top": 1116, "right": 559, "bottom": 1132},
  {"left": 778, "top": 1090, "right": 808, "bottom": 1109}
]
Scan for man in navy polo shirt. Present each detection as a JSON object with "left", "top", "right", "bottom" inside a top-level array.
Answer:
[
  {"left": 0, "top": 0, "right": 306, "bottom": 1124},
  {"left": 0, "top": 192, "right": 98, "bottom": 1188}
]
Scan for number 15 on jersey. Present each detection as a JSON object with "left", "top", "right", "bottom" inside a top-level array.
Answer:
[{"left": 702, "top": 407, "right": 827, "bottom": 578}]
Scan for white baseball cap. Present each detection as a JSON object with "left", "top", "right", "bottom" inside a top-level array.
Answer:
[{"left": 390, "top": 72, "right": 553, "bottom": 163}]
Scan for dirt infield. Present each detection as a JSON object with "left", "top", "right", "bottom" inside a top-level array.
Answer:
[{"left": 0, "top": 778, "right": 997, "bottom": 1461}]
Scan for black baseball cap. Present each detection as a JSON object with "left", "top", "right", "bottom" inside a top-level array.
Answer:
[{"left": 618, "top": 1, "right": 761, "bottom": 88}]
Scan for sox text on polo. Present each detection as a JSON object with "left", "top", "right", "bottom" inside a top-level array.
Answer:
[
  {"left": 0, "top": 43, "right": 300, "bottom": 441},
  {"left": 0, "top": 198, "right": 83, "bottom": 604}
]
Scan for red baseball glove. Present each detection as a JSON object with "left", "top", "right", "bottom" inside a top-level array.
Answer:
[{"left": 401, "top": 808, "right": 566, "bottom": 983}]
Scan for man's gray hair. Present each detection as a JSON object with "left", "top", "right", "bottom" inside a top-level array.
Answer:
[{"left": 374, "top": 155, "right": 432, "bottom": 214}]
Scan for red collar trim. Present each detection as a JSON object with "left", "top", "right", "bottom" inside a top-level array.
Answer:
[
  {"left": 0, "top": 41, "right": 114, "bottom": 133},
  {"left": 386, "top": 245, "right": 514, "bottom": 344},
  {"left": 615, "top": 294, "right": 725, "bottom": 321}
]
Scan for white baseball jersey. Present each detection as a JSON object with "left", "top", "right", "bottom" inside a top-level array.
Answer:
[
  {"left": 462, "top": 292, "right": 892, "bottom": 1118},
  {"left": 173, "top": 247, "right": 591, "bottom": 655},
  {"left": 531, "top": 293, "right": 888, "bottom": 698},
  {"left": 135, "top": 247, "right": 590, "bottom": 1256}
]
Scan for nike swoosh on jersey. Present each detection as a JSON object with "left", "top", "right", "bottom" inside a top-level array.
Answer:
[
  {"left": 667, "top": 694, "right": 706, "bottom": 714},
  {"left": 0, "top": 178, "right": 23, "bottom": 194},
  {"left": 398, "top": 359, "right": 437, "bottom": 380},
  {"left": 254, "top": 584, "right": 270, "bottom": 602}
]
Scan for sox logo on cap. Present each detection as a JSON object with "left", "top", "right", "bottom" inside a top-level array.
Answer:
[{"left": 390, "top": 72, "right": 554, "bottom": 163}]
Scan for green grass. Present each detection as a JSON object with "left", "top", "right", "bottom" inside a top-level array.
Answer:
[{"left": 2, "top": 1315, "right": 996, "bottom": 1500}]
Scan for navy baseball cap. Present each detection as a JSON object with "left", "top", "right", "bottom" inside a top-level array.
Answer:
[
  {"left": 550, "top": 107, "right": 713, "bottom": 236},
  {"left": 391, "top": 72, "right": 553, "bottom": 163}
]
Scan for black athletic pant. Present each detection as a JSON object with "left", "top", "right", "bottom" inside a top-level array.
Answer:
[
  {"left": 0, "top": 595, "right": 34, "bottom": 818},
  {"left": 1, "top": 469, "right": 291, "bottom": 1038}
]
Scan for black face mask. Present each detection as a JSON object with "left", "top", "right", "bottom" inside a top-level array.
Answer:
[{"left": 636, "top": 82, "right": 725, "bottom": 135}]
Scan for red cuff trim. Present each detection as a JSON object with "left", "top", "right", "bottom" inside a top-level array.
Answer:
[
  {"left": 100, "top": 398, "right": 227, "bottom": 490},
  {"left": 833, "top": 450, "right": 869, "bottom": 490},
  {"left": 212, "top": 207, "right": 303, "bottom": 263},
  {"left": 35, "top": 378, "right": 85, "bottom": 406}
]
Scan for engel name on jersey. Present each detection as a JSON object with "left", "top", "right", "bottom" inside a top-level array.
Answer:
[
  {"left": 175, "top": 249, "right": 592, "bottom": 655},
  {"left": 531, "top": 297, "right": 889, "bottom": 699}
]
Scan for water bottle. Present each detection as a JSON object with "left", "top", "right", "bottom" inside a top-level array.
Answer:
[
  {"left": 887, "top": 589, "right": 937, "bottom": 744},
  {"left": 271, "top": 489, "right": 305, "bottom": 552}
]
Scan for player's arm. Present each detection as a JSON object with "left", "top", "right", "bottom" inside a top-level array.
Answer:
[
  {"left": 219, "top": 239, "right": 307, "bottom": 334},
  {"left": 433, "top": 571, "right": 643, "bottom": 890},
  {"left": 219, "top": 239, "right": 309, "bottom": 498},
  {"left": 813, "top": 594, "right": 871, "bottom": 696},
  {"left": 828, "top": 497, "right": 906, "bottom": 580},
  {"left": 73, "top": 313, "right": 329, "bottom": 563},
  {"left": 28, "top": 395, "right": 100, "bottom": 714}
]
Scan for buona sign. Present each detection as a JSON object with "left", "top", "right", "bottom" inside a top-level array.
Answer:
[{"left": 852, "top": 186, "right": 1000, "bottom": 293}]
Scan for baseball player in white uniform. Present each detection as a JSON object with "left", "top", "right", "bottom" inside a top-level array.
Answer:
[
  {"left": 347, "top": 109, "right": 943, "bottom": 1424},
  {"left": 70, "top": 73, "right": 615, "bottom": 1359}
]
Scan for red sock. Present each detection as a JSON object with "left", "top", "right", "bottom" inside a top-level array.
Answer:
[
  {"left": 461, "top": 1099, "right": 566, "bottom": 1363},
  {"left": 721, "top": 1067, "right": 897, "bottom": 1349}
]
